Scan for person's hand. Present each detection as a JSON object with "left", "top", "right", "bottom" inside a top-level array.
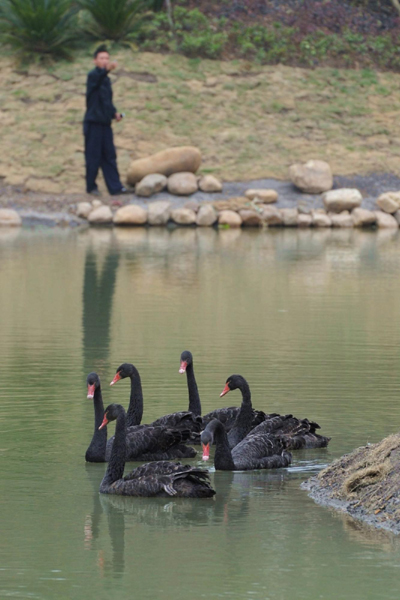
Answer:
[
  {"left": 115, "top": 113, "right": 122, "bottom": 122},
  {"left": 107, "top": 61, "right": 118, "bottom": 72}
]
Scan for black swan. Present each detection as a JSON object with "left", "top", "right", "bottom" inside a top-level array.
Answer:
[
  {"left": 201, "top": 419, "right": 292, "bottom": 471},
  {"left": 98, "top": 403, "right": 216, "bottom": 498},
  {"left": 86, "top": 373, "right": 197, "bottom": 463},
  {"left": 110, "top": 362, "right": 202, "bottom": 435},
  {"left": 179, "top": 351, "right": 264, "bottom": 435},
  {"left": 221, "top": 374, "right": 330, "bottom": 449}
]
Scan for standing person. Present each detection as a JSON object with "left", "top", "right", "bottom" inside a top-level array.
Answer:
[{"left": 83, "top": 45, "right": 127, "bottom": 196}]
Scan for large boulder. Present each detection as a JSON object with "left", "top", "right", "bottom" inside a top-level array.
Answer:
[
  {"left": 198, "top": 175, "right": 222, "bottom": 193},
  {"left": 245, "top": 189, "right": 278, "bottom": 203},
  {"left": 167, "top": 172, "right": 198, "bottom": 196},
  {"left": 171, "top": 207, "right": 197, "bottom": 225},
  {"left": 352, "top": 208, "right": 376, "bottom": 227},
  {"left": 135, "top": 173, "right": 167, "bottom": 197},
  {"left": 375, "top": 211, "right": 399, "bottom": 228},
  {"left": 239, "top": 209, "right": 263, "bottom": 227},
  {"left": 0, "top": 208, "right": 21, "bottom": 226},
  {"left": 148, "top": 201, "right": 171, "bottom": 225},
  {"left": 218, "top": 210, "right": 242, "bottom": 227},
  {"left": 196, "top": 204, "right": 217, "bottom": 226},
  {"left": 376, "top": 192, "right": 400, "bottom": 214},
  {"left": 289, "top": 160, "right": 333, "bottom": 194},
  {"left": 127, "top": 146, "right": 202, "bottom": 185},
  {"left": 88, "top": 206, "right": 113, "bottom": 224},
  {"left": 113, "top": 204, "right": 147, "bottom": 225},
  {"left": 322, "top": 188, "right": 362, "bottom": 213}
]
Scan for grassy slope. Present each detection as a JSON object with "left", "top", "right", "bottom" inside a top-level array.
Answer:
[{"left": 1, "top": 50, "right": 400, "bottom": 194}]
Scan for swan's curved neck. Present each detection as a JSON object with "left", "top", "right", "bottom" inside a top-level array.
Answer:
[
  {"left": 126, "top": 371, "right": 143, "bottom": 428},
  {"left": 227, "top": 380, "right": 253, "bottom": 448},
  {"left": 86, "top": 386, "right": 107, "bottom": 462},
  {"left": 186, "top": 363, "right": 201, "bottom": 416},
  {"left": 101, "top": 408, "right": 126, "bottom": 487},
  {"left": 211, "top": 421, "right": 235, "bottom": 470}
]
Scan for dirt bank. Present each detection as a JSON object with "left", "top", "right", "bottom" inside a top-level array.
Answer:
[{"left": 303, "top": 434, "right": 400, "bottom": 534}]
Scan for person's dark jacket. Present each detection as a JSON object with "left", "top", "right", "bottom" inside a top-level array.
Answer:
[{"left": 84, "top": 67, "right": 117, "bottom": 125}]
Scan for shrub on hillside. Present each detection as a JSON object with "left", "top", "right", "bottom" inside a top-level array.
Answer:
[{"left": 0, "top": 0, "right": 78, "bottom": 59}]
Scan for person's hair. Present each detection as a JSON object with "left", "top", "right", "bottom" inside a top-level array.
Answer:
[{"left": 94, "top": 45, "right": 109, "bottom": 59}]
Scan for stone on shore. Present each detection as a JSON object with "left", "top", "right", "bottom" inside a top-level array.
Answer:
[
  {"left": 289, "top": 160, "right": 333, "bottom": 194},
  {"left": 376, "top": 192, "right": 400, "bottom": 214},
  {"left": 88, "top": 206, "right": 113, "bottom": 224},
  {"left": 374, "top": 211, "right": 399, "bottom": 228},
  {"left": 245, "top": 189, "right": 278, "bottom": 203},
  {"left": 312, "top": 210, "right": 332, "bottom": 227},
  {"left": 261, "top": 205, "right": 283, "bottom": 226},
  {"left": 167, "top": 172, "right": 198, "bottom": 196},
  {"left": 322, "top": 188, "right": 362, "bottom": 213},
  {"left": 351, "top": 208, "right": 376, "bottom": 227},
  {"left": 239, "top": 209, "right": 263, "bottom": 227},
  {"left": 184, "top": 199, "right": 200, "bottom": 213},
  {"left": 281, "top": 208, "right": 298, "bottom": 226},
  {"left": 0, "top": 208, "right": 21, "bottom": 226},
  {"left": 297, "top": 213, "right": 312, "bottom": 227},
  {"left": 113, "top": 204, "right": 147, "bottom": 225},
  {"left": 218, "top": 210, "right": 242, "bottom": 227},
  {"left": 196, "top": 204, "right": 218, "bottom": 226},
  {"left": 198, "top": 175, "right": 223, "bottom": 193},
  {"left": 171, "top": 207, "right": 197, "bottom": 225},
  {"left": 135, "top": 173, "right": 167, "bottom": 197},
  {"left": 127, "top": 146, "right": 202, "bottom": 185},
  {"left": 330, "top": 211, "right": 354, "bottom": 227},
  {"left": 76, "top": 202, "right": 92, "bottom": 219},
  {"left": 213, "top": 197, "right": 248, "bottom": 212},
  {"left": 148, "top": 201, "right": 172, "bottom": 225},
  {"left": 91, "top": 199, "right": 103, "bottom": 209}
]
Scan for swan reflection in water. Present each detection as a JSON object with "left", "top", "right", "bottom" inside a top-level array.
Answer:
[{"left": 83, "top": 464, "right": 291, "bottom": 578}]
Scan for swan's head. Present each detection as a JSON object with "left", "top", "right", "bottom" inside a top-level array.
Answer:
[
  {"left": 220, "top": 374, "right": 245, "bottom": 397},
  {"left": 179, "top": 350, "right": 193, "bottom": 374},
  {"left": 99, "top": 403, "right": 121, "bottom": 429},
  {"left": 200, "top": 428, "right": 213, "bottom": 461},
  {"left": 87, "top": 372, "right": 100, "bottom": 399},
  {"left": 110, "top": 363, "right": 137, "bottom": 386}
]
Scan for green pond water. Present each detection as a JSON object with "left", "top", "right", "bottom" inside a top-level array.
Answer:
[{"left": 2, "top": 226, "right": 400, "bottom": 600}]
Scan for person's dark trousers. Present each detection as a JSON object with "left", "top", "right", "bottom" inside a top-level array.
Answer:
[{"left": 84, "top": 122, "right": 123, "bottom": 194}]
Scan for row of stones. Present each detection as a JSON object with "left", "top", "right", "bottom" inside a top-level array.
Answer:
[{"left": 79, "top": 200, "right": 400, "bottom": 229}]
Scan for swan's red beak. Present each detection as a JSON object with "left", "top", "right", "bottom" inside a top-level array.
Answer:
[
  {"left": 202, "top": 443, "right": 210, "bottom": 461},
  {"left": 220, "top": 383, "right": 230, "bottom": 397},
  {"left": 87, "top": 384, "right": 96, "bottom": 399},
  {"left": 110, "top": 372, "right": 121, "bottom": 386},
  {"left": 179, "top": 360, "right": 188, "bottom": 374},
  {"left": 99, "top": 415, "right": 108, "bottom": 430}
]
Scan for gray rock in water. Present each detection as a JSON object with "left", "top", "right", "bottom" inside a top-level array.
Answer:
[
  {"left": 76, "top": 202, "right": 92, "bottom": 219},
  {"left": 374, "top": 211, "right": 399, "bottom": 228},
  {"left": 113, "top": 204, "right": 147, "bottom": 225},
  {"left": 196, "top": 204, "right": 217, "bottom": 226},
  {"left": 88, "top": 206, "right": 113, "bottom": 224},
  {"left": 352, "top": 208, "right": 376, "bottom": 227},
  {"left": 171, "top": 207, "right": 197, "bottom": 225},
  {"left": 218, "top": 210, "right": 242, "bottom": 227},
  {"left": 330, "top": 211, "right": 354, "bottom": 228},
  {"left": 376, "top": 192, "right": 400, "bottom": 214},
  {"left": 239, "top": 209, "right": 263, "bottom": 227},
  {"left": 312, "top": 210, "right": 332, "bottom": 227},
  {"left": 261, "top": 205, "right": 283, "bottom": 226},
  {"left": 281, "top": 208, "right": 298, "bottom": 226},
  {"left": 322, "top": 188, "right": 362, "bottom": 213}
]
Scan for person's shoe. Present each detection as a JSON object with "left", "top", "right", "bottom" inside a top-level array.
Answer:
[
  {"left": 111, "top": 187, "right": 129, "bottom": 195},
  {"left": 88, "top": 189, "right": 101, "bottom": 196}
]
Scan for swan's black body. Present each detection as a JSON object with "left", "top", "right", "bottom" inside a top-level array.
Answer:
[
  {"left": 111, "top": 362, "right": 202, "bottom": 437},
  {"left": 100, "top": 404, "right": 215, "bottom": 498},
  {"left": 86, "top": 373, "right": 197, "bottom": 463},
  {"left": 221, "top": 374, "right": 331, "bottom": 449},
  {"left": 201, "top": 419, "right": 292, "bottom": 471}
]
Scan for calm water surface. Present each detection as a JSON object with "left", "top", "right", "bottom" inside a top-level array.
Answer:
[{"left": 2, "top": 226, "right": 400, "bottom": 600}]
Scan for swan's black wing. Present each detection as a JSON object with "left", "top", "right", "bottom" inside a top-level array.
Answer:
[
  {"left": 231, "top": 433, "right": 292, "bottom": 470},
  {"left": 203, "top": 407, "right": 267, "bottom": 434},
  {"left": 149, "top": 411, "right": 202, "bottom": 434},
  {"left": 249, "top": 415, "right": 330, "bottom": 449},
  {"left": 106, "top": 426, "right": 196, "bottom": 461},
  {"left": 106, "top": 461, "right": 215, "bottom": 497}
]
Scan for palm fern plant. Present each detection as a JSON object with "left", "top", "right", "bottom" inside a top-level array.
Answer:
[
  {"left": 78, "top": 0, "right": 157, "bottom": 41},
  {"left": 0, "top": 0, "right": 79, "bottom": 59}
]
